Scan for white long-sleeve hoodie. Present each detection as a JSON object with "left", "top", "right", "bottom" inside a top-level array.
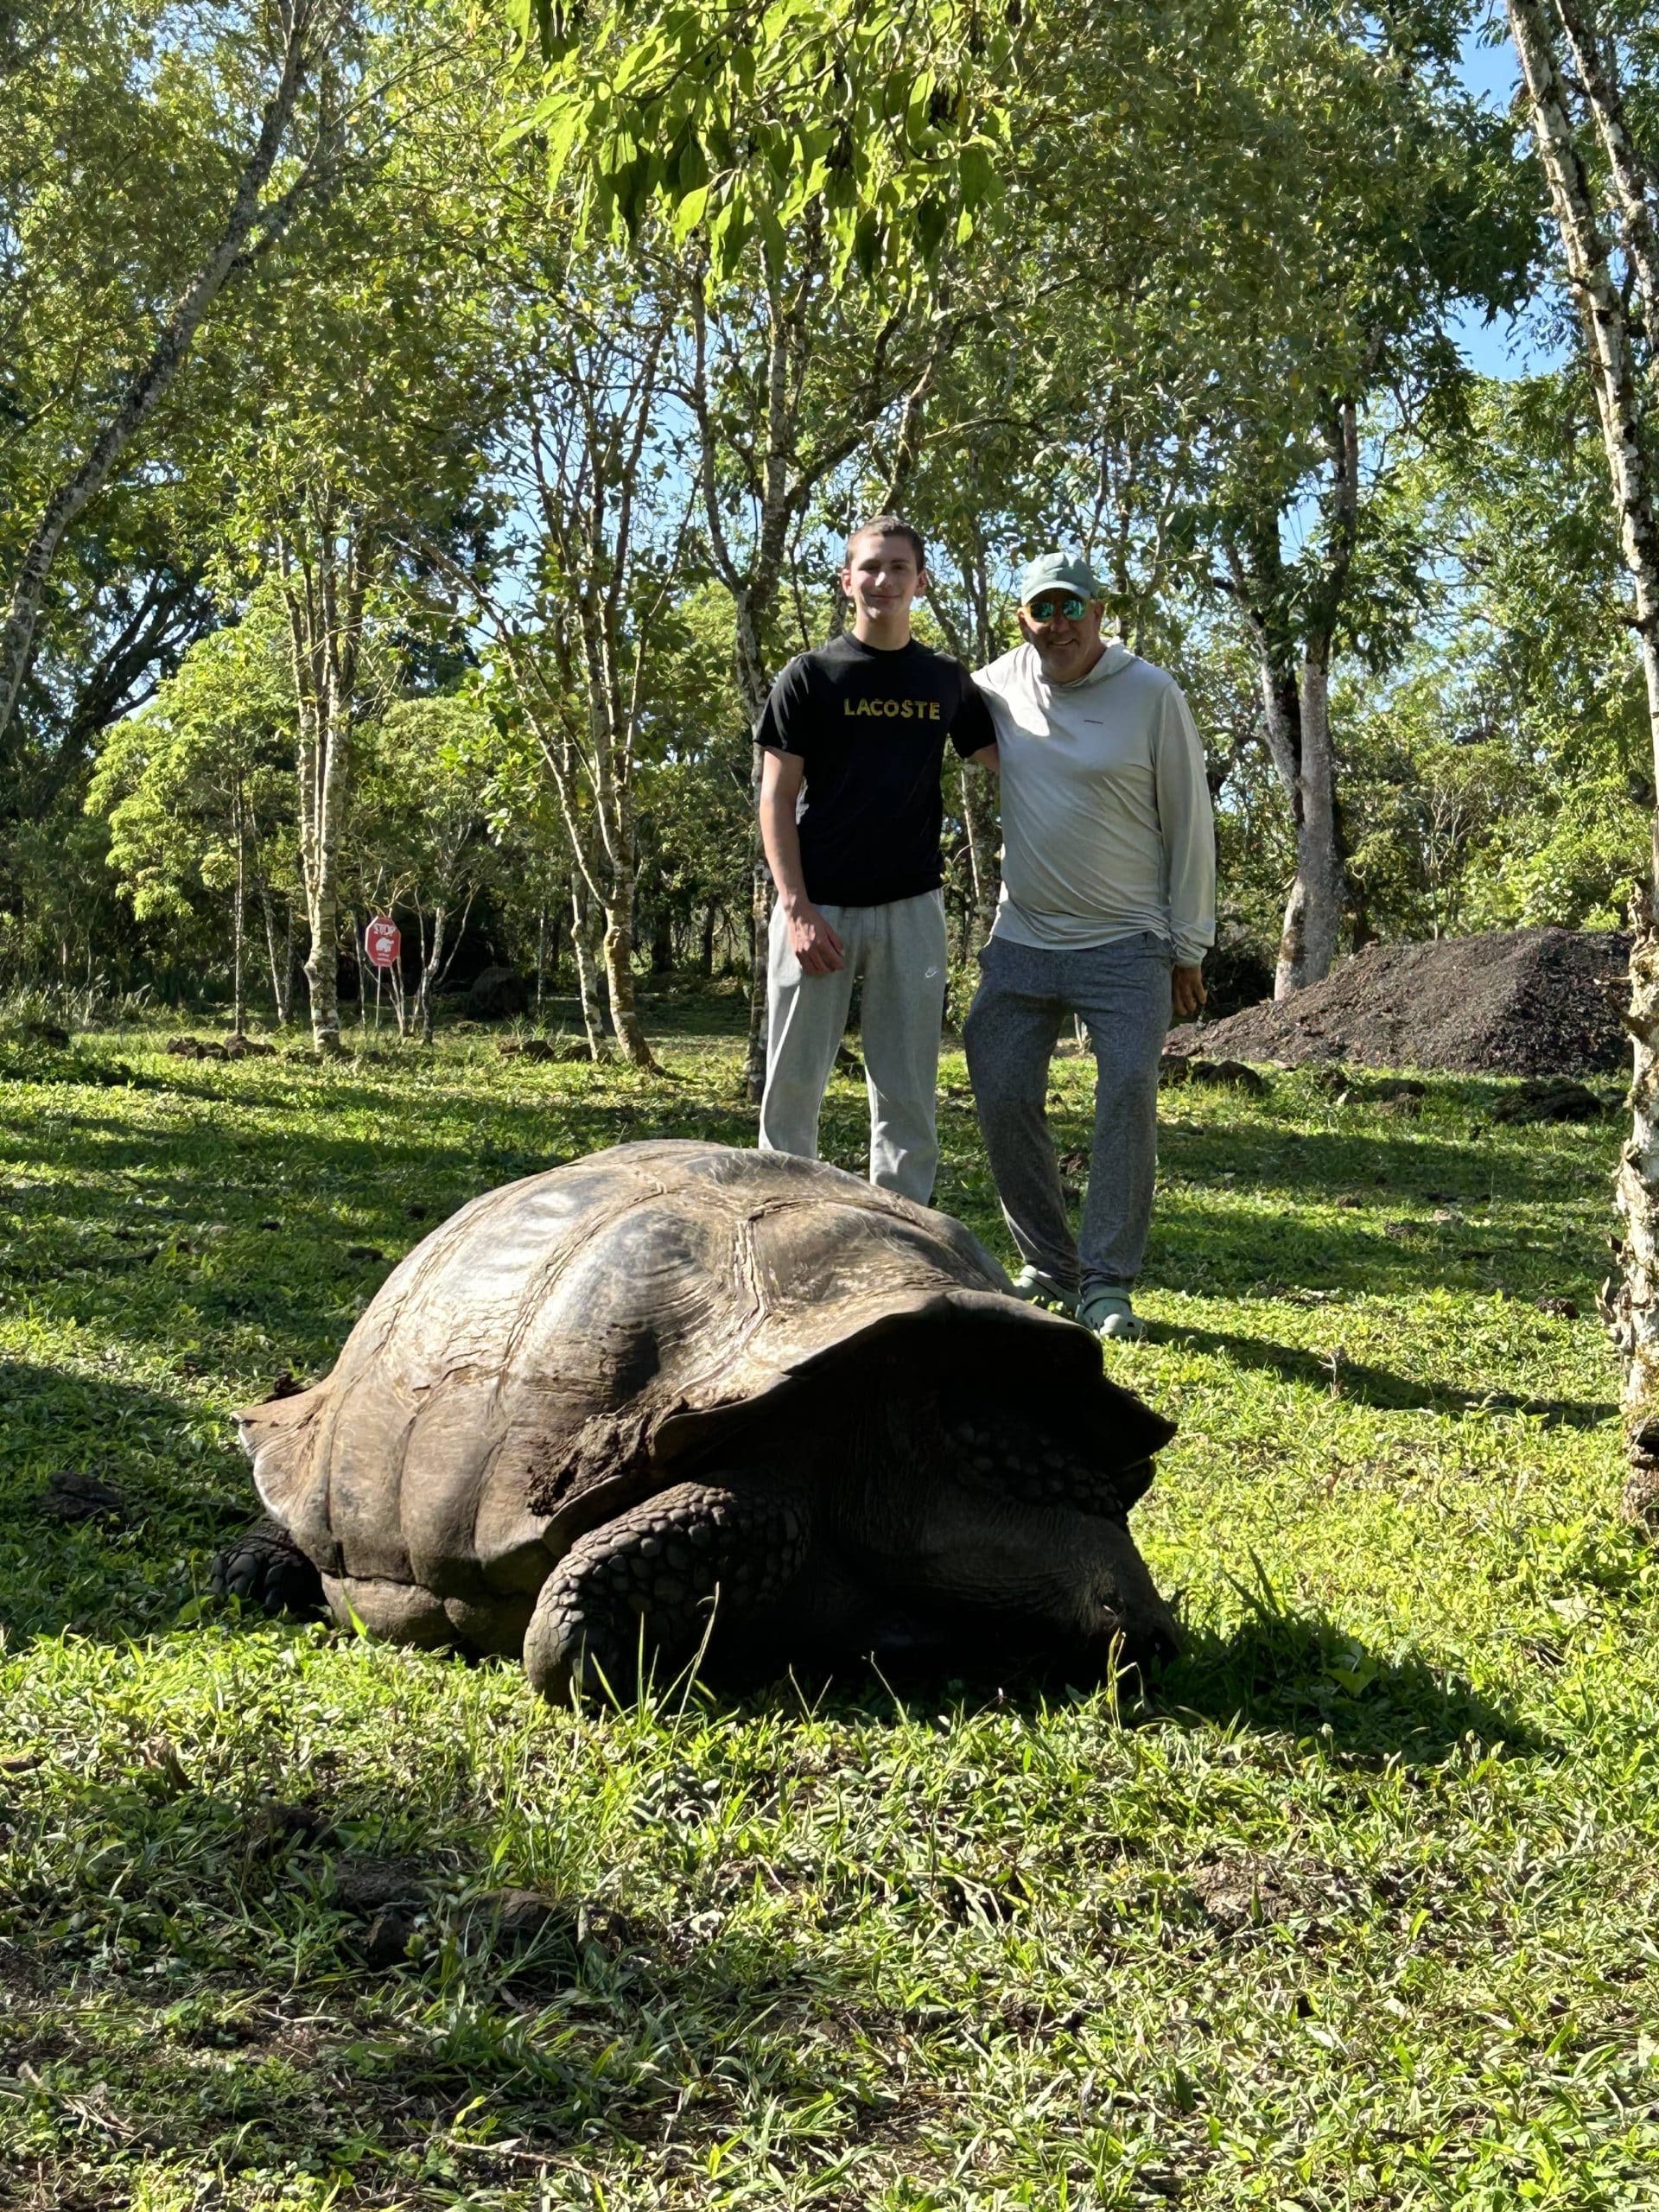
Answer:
[{"left": 973, "top": 640, "right": 1217, "bottom": 964}]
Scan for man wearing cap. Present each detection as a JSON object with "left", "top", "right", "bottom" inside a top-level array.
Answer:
[{"left": 963, "top": 554, "right": 1216, "bottom": 1340}]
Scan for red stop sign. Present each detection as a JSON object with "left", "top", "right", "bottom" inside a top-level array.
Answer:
[{"left": 365, "top": 917, "right": 401, "bottom": 969}]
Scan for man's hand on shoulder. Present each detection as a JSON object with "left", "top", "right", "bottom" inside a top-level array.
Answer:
[
  {"left": 1172, "top": 964, "right": 1206, "bottom": 1021},
  {"left": 785, "top": 899, "right": 845, "bottom": 975}
]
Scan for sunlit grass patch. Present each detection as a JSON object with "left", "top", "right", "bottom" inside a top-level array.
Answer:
[{"left": 3, "top": 1020, "right": 1656, "bottom": 2209}]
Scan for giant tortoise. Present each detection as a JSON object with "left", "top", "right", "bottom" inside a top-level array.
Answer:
[{"left": 214, "top": 1141, "right": 1179, "bottom": 1695}]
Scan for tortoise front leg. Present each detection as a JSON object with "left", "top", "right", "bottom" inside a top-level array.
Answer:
[
  {"left": 209, "top": 1517, "right": 327, "bottom": 1617},
  {"left": 523, "top": 1479, "right": 810, "bottom": 1704}
]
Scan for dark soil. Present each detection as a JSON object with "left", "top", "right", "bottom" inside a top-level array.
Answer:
[{"left": 1173, "top": 928, "right": 1631, "bottom": 1077}]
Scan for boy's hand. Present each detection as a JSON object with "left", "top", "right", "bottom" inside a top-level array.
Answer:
[{"left": 787, "top": 903, "right": 845, "bottom": 976}]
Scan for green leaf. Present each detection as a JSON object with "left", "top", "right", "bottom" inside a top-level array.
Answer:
[
  {"left": 852, "top": 207, "right": 881, "bottom": 283},
  {"left": 958, "top": 141, "right": 995, "bottom": 213},
  {"left": 671, "top": 181, "right": 712, "bottom": 240},
  {"left": 906, "top": 69, "right": 936, "bottom": 152},
  {"left": 913, "top": 191, "right": 946, "bottom": 264},
  {"left": 756, "top": 194, "right": 787, "bottom": 279}
]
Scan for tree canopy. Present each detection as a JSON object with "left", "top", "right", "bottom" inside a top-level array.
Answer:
[{"left": 0, "top": 0, "right": 1647, "bottom": 1061}]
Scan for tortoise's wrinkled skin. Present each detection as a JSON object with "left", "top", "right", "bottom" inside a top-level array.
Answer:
[{"left": 214, "top": 1142, "right": 1179, "bottom": 1696}]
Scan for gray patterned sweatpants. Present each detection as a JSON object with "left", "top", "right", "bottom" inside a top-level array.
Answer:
[{"left": 759, "top": 887, "right": 949, "bottom": 1204}]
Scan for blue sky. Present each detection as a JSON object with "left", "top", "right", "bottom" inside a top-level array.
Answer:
[{"left": 1449, "top": 15, "right": 1567, "bottom": 379}]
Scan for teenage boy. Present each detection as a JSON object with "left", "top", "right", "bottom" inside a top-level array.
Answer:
[
  {"left": 964, "top": 553, "right": 1216, "bottom": 1339},
  {"left": 756, "top": 515, "right": 998, "bottom": 1202}
]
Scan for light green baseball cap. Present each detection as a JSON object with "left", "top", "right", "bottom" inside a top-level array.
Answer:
[{"left": 1016, "top": 551, "right": 1100, "bottom": 607}]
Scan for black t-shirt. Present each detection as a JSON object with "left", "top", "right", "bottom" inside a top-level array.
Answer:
[{"left": 756, "top": 632, "right": 996, "bottom": 906}]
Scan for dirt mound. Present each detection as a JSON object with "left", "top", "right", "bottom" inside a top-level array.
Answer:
[{"left": 1171, "top": 928, "right": 1631, "bottom": 1077}]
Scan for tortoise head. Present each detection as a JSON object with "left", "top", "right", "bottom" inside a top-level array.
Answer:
[{"left": 894, "top": 1476, "right": 1181, "bottom": 1676}]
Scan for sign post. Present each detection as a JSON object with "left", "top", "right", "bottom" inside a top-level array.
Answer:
[{"left": 365, "top": 916, "right": 400, "bottom": 1033}]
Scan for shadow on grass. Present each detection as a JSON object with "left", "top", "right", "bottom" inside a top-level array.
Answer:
[
  {"left": 0, "top": 1357, "right": 250, "bottom": 1645},
  {"left": 1154, "top": 1320, "right": 1616, "bottom": 1427},
  {"left": 708, "top": 1599, "right": 1548, "bottom": 1766},
  {"left": 0, "top": 1773, "right": 885, "bottom": 2199},
  {"left": 1154, "top": 1589, "right": 1552, "bottom": 1764},
  {"left": 0, "top": 1087, "right": 757, "bottom": 1374}
]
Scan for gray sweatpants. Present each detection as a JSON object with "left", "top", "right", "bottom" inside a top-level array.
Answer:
[
  {"left": 760, "top": 888, "right": 949, "bottom": 1203},
  {"left": 963, "top": 931, "right": 1172, "bottom": 1297}
]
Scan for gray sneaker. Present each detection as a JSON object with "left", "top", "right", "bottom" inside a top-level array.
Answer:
[
  {"left": 1008, "top": 1264, "right": 1078, "bottom": 1315},
  {"left": 1080, "top": 1288, "right": 1147, "bottom": 1342}
]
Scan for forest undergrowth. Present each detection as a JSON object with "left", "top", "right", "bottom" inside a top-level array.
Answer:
[{"left": 2, "top": 1007, "right": 1656, "bottom": 2210}]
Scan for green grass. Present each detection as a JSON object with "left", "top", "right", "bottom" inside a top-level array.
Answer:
[{"left": 3, "top": 1007, "right": 1657, "bottom": 2210}]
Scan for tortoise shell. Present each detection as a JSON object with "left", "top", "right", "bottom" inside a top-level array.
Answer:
[{"left": 238, "top": 1141, "right": 1173, "bottom": 1617}]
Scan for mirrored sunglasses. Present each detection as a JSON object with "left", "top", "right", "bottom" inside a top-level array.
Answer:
[{"left": 1027, "top": 594, "right": 1087, "bottom": 622}]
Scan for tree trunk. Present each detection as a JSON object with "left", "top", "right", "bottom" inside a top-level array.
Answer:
[
  {"left": 281, "top": 515, "right": 367, "bottom": 1056},
  {"left": 699, "top": 899, "right": 721, "bottom": 977},
  {"left": 1611, "top": 896, "right": 1659, "bottom": 1527},
  {"left": 1507, "top": 0, "right": 1659, "bottom": 1525},
  {"left": 736, "top": 629, "right": 772, "bottom": 1094},
  {"left": 258, "top": 884, "right": 289, "bottom": 1024},
  {"left": 1551, "top": 0, "right": 1659, "bottom": 329},
  {"left": 589, "top": 749, "right": 658, "bottom": 1071},
  {"left": 545, "top": 899, "right": 563, "bottom": 995},
  {"left": 232, "top": 793, "right": 246, "bottom": 1039},
  {"left": 0, "top": 3, "right": 323, "bottom": 746},
  {"left": 384, "top": 930, "right": 404, "bottom": 1036},
  {"left": 602, "top": 907, "right": 657, "bottom": 1068},
  {"left": 959, "top": 756, "right": 1000, "bottom": 950},
  {"left": 307, "top": 887, "right": 341, "bottom": 1047},
  {"left": 746, "top": 767, "right": 771, "bottom": 1100},
  {"left": 570, "top": 874, "right": 607, "bottom": 1059},
  {"left": 419, "top": 906, "right": 445, "bottom": 1045},
  {"left": 1242, "top": 625, "right": 1317, "bottom": 1002},
  {"left": 650, "top": 900, "right": 674, "bottom": 974},
  {"left": 1275, "top": 654, "right": 1347, "bottom": 997},
  {"left": 1223, "top": 394, "right": 1360, "bottom": 1003},
  {"left": 301, "top": 855, "right": 341, "bottom": 1048},
  {"left": 347, "top": 911, "right": 371, "bottom": 1032},
  {"left": 737, "top": 639, "right": 772, "bottom": 1097}
]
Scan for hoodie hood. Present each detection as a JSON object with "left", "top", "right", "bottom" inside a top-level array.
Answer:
[{"left": 1057, "top": 640, "right": 1135, "bottom": 690}]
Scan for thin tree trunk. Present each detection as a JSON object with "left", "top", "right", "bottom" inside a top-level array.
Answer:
[
  {"left": 959, "top": 758, "right": 1000, "bottom": 949},
  {"left": 1225, "top": 440, "right": 1355, "bottom": 1004},
  {"left": 346, "top": 910, "right": 369, "bottom": 1032},
  {"left": 931, "top": 529, "right": 1002, "bottom": 957},
  {"left": 1551, "top": 0, "right": 1659, "bottom": 328},
  {"left": 232, "top": 789, "right": 246, "bottom": 1039},
  {"left": 728, "top": 609, "right": 774, "bottom": 1103},
  {"left": 699, "top": 899, "right": 720, "bottom": 977},
  {"left": 591, "top": 768, "right": 658, "bottom": 1070},
  {"left": 419, "top": 906, "right": 445, "bottom": 1045},
  {"left": 261, "top": 897, "right": 296, "bottom": 1026},
  {"left": 0, "top": 1, "right": 325, "bottom": 745},
  {"left": 1508, "top": 0, "right": 1659, "bottom": 1525},
  {"left": 1277, "top": 653, "right": 1347, "bottom": 995},
  {"left": 302, "top": 823, "right": 343, "bottom": 1051},
  {"left": 650, "top": 900, "right": 674, "bottom": 974},
  {"left": 1238, "top": 619, "right": 1316, "bottom": 1001},
  {"left": 282, "top": 515, "right": 367, "bottom": 1055},
  {"left": 570, "top": 874, "right": 606, "bottom": 1059},
  {"left": 602, "top": 907, "right": 653, "bottom": 1065},
  {"left": 545, "top": 899, "right": 563, "bottom": 993},
  {"left": 258, "top": 885, "right": 288, "bottom": 1023},
  {"left": 747, "top": 744, "right": 771, "bottom": 1102}
]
